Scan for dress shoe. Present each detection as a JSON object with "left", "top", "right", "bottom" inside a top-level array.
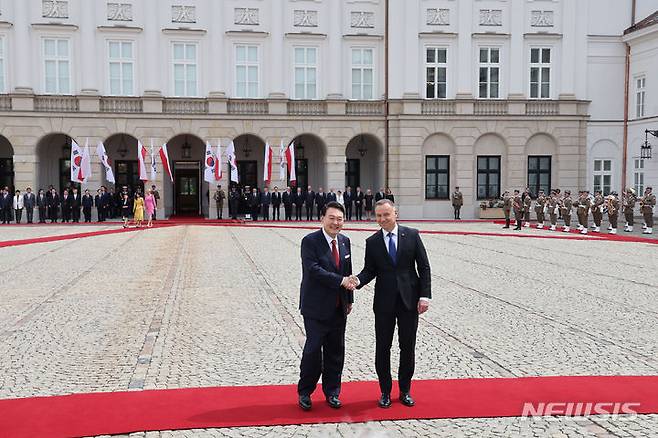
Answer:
[
  {"left": 399, "top": 393, "right": 415, "bottom": 407},
  {"left": 326, "top": 395, "right": 342, "bottom": 409},
  {"left": 378, "top": 393, "right": 392, "bottom": 408},
  {"left": 298, "top": 394, "right": 312, "bottom": 411}
]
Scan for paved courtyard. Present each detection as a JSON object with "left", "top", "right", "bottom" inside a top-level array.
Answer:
[{"left": 1, "top": 222, "right": 657, "bottom": 437}]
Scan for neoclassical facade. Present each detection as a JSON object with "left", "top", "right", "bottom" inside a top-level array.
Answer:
[{"left": 0, "top": 0, "right": 654, "bottom": 219}]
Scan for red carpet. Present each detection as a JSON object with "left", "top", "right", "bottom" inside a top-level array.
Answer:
[
  {"left": 1, "top": 376, "right": 657, "bottom": 438},
  {"left": 0, "top": 226, "right": 151, "bottom": 248}
]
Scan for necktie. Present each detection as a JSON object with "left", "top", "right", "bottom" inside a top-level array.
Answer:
[
  {"left": 331, "top": 239, "right": 340, "bottom": 269},
  {"left": 387, "top": 232, "right": 397, "bottom": 265}
]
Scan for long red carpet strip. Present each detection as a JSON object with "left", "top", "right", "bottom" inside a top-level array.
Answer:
[{"left": 1, "top": 376, "right": 657, "bottom": 438}]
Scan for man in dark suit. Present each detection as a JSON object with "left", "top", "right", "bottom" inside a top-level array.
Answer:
[
  {"left": 82, "top": 189, "right": 93, "bottom": 222},
  {"left": 282, "top": 186, "right": 293, "bottom": 221},
  {"left": 70, "top": 187, "right": 81, "bottom": 223},
  {"left": 248, "top": 187, "right": 260, "bottom": 221},
  {"left": 0, "top": 188, "right": 11, "bottom": 224},
  {"left": 23, "top": 187, "right": 36, "bottom": 224},
  {"left": 354, "top": 186, "right": 365, "bottom": 221},
  {"left": 305, "top": 185, "right": 315, "bottom": 221},
  {"left": 37, "top": 189, "right": 48, "bottom": 223},
  {"left": 294, "top": 187, "right": 304, "bottom": 221},
  {"left": 353, "top": 199, "right": 431, "bottom": 409},
  {"left": 260, "top": 186, "right": 271, "bottom": 221},
  {"left": 298, "top": 201, "right": 355, "bottom": 411},
  {"left": 344, "top": 186, "right": 353, "bottom": 221},
  {"left": 315, "top": 187, "right": 327, "bottom": 221},
  {"left": 375, "top": 187, "right": 385, "bottom": 203},
  {"left": 327, "top": 188, "right": 337, "bottom": 203},
  {"left": 48, "top": 188, "right": 59, "bottom": 223},
  {"left": 271, "top": 186, "right": 282, "bottom": 220}
]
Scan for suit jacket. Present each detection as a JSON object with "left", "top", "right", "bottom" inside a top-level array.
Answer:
[
  {"left": 299, "top": 230, "right": 354, "bottom": 320},
  {"left": 260, "top": 192, "right": 271, "bottom": 206},
  {"left": 294, "top": 192, "right": 305, "bottom": 207},
  {"left": 315, "top": 192, "right": 327, "bottom": 208},
  {"left": 37, "top": 194, "right": 47, "bottom": 208},
  {"left": 326, "top": 192, "right": 337, "bottom": 202},
  {"left": 344, "top": 192, "right": 353, "bottom": 206},
  {"left": 271, "top": 192, "right": 282, "bottom": 206},
  {"left": 354, "top": 191, "right": 364, "bottom": 206},
  {"left": 375, "top": 192, "right": 385, "bottom": 202},
  {"left": 282, "top": 191, "right": 293, "bottom": 206},
  {"left": 357, "top": 225, "right": 431, "bottom": 313},
  {"left": 305, "top": 191, "right": 315, "bottom": 206},
  {"left": 24, "top": 193, "right": 36, "bottom": 209},
  {"left": 82, "top": 195, "right": 93, "bottom": 209}
]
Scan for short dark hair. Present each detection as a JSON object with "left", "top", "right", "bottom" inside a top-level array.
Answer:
[{"left": 321, "top": 201, "right": 345, "bottom": 217}]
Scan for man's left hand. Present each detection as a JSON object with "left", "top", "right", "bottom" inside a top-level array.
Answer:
[{"left": 417, "top": 300, "right": 429, "bottom": 314}]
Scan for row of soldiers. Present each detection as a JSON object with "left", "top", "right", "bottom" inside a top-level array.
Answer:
[{"left": 501, "top": 186, "right": 656, "bottom": 234}]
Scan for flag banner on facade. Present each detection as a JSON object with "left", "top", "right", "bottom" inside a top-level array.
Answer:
[
  {"left": 279, "top": 139, "right": 286, "bottom": 181},
  {"left": 263, "top": 142, "right": 273, "bottom": 185},
  {"left": 285, "top": 141, "right": 296, "bottom": 186},
  {"left": 215, "top": 140, "right": 223, "bottom": 181},
  {"left": 226, "top": 140, "right": 239, "bottom": 183},
  {"left": 138, "top": 141, "right": 148, "bottom": 181},
  {"left": 159, "top": 144, "right": 173, "bottom": 182},
  {"left": 204, "top": 141, "right": 217, "bottom": 183},
  {"left": 150, "top": 140, "right": 157, "bottom": 181},
  {"left": 70, "top": 140, "right": 85, "bottom": 183},
  {"left": 96, "top": 141, "right": 115, "bottom": 184},
  {"left": 82, "top": 138, "right": 92, "bottom": 183}
]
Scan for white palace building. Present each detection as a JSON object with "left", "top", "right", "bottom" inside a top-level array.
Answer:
[{"left": 0, "top": 0, "right": 656, "bottom": 219}]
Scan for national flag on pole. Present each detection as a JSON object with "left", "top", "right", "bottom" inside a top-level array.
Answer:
[
  {"left": 82, "top": 138, "right": 92, "bottom": 183},
  {"left": 70, "top": 140, "right": 85, "bottom": 183},
  {"left": 96, "top": 141, "right": 115, "bottom": 184},
  {"left": 150, "top": 140, "right": 157, "bottom": 181},
  {"left": 263, "top": 142, "right": 273, "bottom": 185},
  {"left": 215, "top": 140, "right": 223, "bottom": 181},
  {"left": 278, "top": 139, "right": 286, "bottom": 181},
  {"left": 285, "top": 141, "right": 296, "bottom": 186},
  {"left": 204, "top": 141, "right": 217, "bottom": 183},
  {"left": 226, "top": 140, "right": 239, "bottom": 183},
  {"left": 159, "top": 144, "right": 173, "bottom": 182},
  {"left": 137, "top": 141, "right": 148, "bottom": 181}
]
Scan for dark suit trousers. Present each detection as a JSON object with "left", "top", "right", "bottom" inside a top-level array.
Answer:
[
  {"left": 374, "top": 294, "right": 419, "bottom": 395},
  {"left": 298, "top": 309, "right": 346, "bottom": 397},
  {"left": 306, "top": 204, "right": 313, "bottom": 221}
]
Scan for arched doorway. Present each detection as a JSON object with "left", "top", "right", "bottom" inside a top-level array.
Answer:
[
  {"left": 345, "top": 134, "right": 383, "bottom": 192},
  {"left": 0, "top": 136, "right": 14, "bottom": 192},
  {"left": 103, "top": 133, "right": 143, "bottom": 196},
  {"left": 289, "top": 133, "right": 327, "bottom": 190},
  {"left": 36, "top": 133, "right": 81, "bottom": 194},
  {"left": 232, "top": 134, "right": 266, "bottom": 192},
  {"left": 166, "top": 134, "right": 206, "bottom": 217}
]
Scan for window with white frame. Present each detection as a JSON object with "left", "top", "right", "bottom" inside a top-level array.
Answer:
[
  {"left": 426, "top": 47, "right": 447, "bottom": 99},
  {"left": 172, "top": 42, "right": 197, "bottom": 97},
  {"left": 593, "top": 159, "right": 612, "bottom": 195},
  {"left": 43, "top": 38, "right": 70, "bottom": 94},
  {"left": 108, "top": 41, "right": 134, "bottom": 96},
  {"left": 351, "top": 48, "right": 374, "bottom": 100},
  {"left": 635, "top": 76, "right": 646, "bottom": 118},
  {"left": 529, "top": 47, "right": 550, "bottom": 99},
  {"left": 294, "top": 47, "right": 317, "bottom": 99},
  {"left": 634, "top": 159, "right": 645, "bottom": 195},
  {"left": 479, "top": 48, "right": 499, "bottom": 98},
  {"left": 236, "top": 45, "right": 259, "bottom": 98},
  {"left": 0, "top": 37, "right": 5, "bottom": 92}
]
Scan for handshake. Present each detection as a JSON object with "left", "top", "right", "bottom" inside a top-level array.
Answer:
[{"left": 340, "top": 275, "right": 360, "bottom": 291}]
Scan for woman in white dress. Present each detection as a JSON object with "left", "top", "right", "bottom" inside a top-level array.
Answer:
[{"left": 336, "top": 190, "right": 344, "bottom": 206}]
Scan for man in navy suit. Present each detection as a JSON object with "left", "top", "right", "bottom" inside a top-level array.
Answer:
[
  {"left": 353, "top": 199, "right": 431, "bottom": 408},
  {"left": 297, "top": 201, "right": 355, "bottom": 411}
]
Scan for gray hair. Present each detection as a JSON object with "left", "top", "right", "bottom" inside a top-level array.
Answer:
[{"left": 374, "top": 199, "right": 396, "bottom": 210}]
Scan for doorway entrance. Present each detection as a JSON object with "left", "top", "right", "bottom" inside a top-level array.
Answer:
[{"left": 174, "top": 161, "right": 201, "bottom": 216}]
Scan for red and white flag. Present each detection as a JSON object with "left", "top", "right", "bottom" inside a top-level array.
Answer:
[
  {"left": 226, "top": 140, "right": 239, "bottom": 183},
  {"left": 278, "top": 139, "right": 286, "bottom": 181},
  {"left": 215, "top": 140, "right": 223, "bottom": 181},
  {"left": 285, "top": 141, "right": 296, "bottom": 186},
  {"left": 81, "top": 138, "right": 92, "bottom": 183},
  {"left": 204, "top": 141, "right": 217, "bottom": 183},
  {"left": 263, "top": 142, "right": 273, "bottom": 185},
  {"left": 70, "top": 140, "right": 85, "bottom": 183},
  {"left": 150, "top": 139, "right": 157, "bottom": 181},
  {"left": 137, "top": 141, "right": 148, "bottom": 181},
  {"left": 96, "top": 141, "right": 115, "bottom": 184},
  {"left": 159, "top": 144, "right": 173, "bottom": 182}
]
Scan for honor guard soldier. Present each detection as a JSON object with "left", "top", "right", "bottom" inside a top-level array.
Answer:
[
  {"left": 623, "top": 188, "right": 637, "bottom": 232},
  {"left": 561, "top": 190, "right": 573, "bottom": 232},
  {"left": 451, "top": 187, "right": 463, "bottom": 220},
  {"left": 605, "top": 192, "right": 620, "bottom": 234},
  {"left": 522, "top": 188, "right": 532, "bottom": 227},
  {"left": 575, "top": 190, "right": 591, "bottom": 234},
  {"left": 502, "top": 191, "right": 512, "bottom": 229},
  {"left": 640, "top": 187, "right": 655, "bottom": 234},
  {"left": 547, "top": 190, "right": 559, "bottom": 231},
  {"left": 591, "top": 190, "right": 604, "bottom": 233},
  {"left": 513, "top": 190, "right": 524, "bottom": 230},
  {"left": 535, "top": 189, "right": 547, "bottom": 229}
]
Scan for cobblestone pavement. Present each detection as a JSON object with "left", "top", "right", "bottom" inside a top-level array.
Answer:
[{"left": 1, "top": 222, "right": 657, "bottom": 437}]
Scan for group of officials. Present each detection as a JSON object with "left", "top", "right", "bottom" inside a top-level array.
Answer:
[{"left": 297, "top": 199, "right": 431, "bottom": 410}]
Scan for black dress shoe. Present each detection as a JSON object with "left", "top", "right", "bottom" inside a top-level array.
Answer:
[
  {"left": 298, "top": 394, "right": 312, "bottom": 411},
  {"left": 378, "top": 393, "right": 392, "bottom": 408},
  {"left": 326, "top": 395, "right": 342, "bottom": 409},
  {"left": 399, "top": 393, "right": 415, "bottom": 407}
]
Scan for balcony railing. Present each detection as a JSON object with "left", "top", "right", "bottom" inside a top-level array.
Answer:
[
  {"left": 474, "top": 100, "right": 508, "bottom": 115},
  {"left": 526, "top": 100, "right": 559, "bottom": 116},
  {"left": 227, "top": 99, "right": 269, "bottom": 115},
  {"left": 100, "top": 97, "right": 143, "bottom": 113},
  {"left": 421, "top": 100, "right": 456, "bottom": 115},
  {"left": 34, "top": 95, "right": 79, "bottom": 112},
  {"left": 163, "top": 98, "right": 208, "bottom": 114},
  {"left": 346, "top": 101, "right": 385, "bottom": 115},
  {"left": 287, "top": 100, "right": 328, "bottom": 115}
]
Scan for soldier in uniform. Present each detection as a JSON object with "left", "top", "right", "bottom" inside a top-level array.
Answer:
[
  {"left": 522, "top": 188, "right": 532, "bottom": 227},
  {"left": 605, "top": 192, "right": 620, "bottom": 235},
  {"left": 547, "top": 190, "right": 559, "bottom": 231},
  {"left": 640, "top": 186, "right": 655, "bottom": 234},
  {"left": 513, "top": 190, "right": 524, "bottom": 230},
  {"left": 623, "top": 188, "right": 637, "bottom": 232},
  {"left": 534, "top": 189, "right": 547, "bottom": 229},
  {"left": 575, "top": 190, "right": 591, "bottom": 234},
  {"left": 501, "top": 190, "right": 512, "bottom": 228},
  {"left": 590, "top": 190, "right": 604, "bottom": 233},
  {"left": 451, "top": 187, "right": 463, "bottom": 220},
  {"left": 561, "top": 190, "right": 573, "bottom": 232},
  {"left": 213, "top": 185, "right": 226, "bottom": 219}
]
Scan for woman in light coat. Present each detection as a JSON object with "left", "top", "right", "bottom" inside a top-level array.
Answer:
[{"left": 13, "top": 189, "right": 24, "bottom": 223}]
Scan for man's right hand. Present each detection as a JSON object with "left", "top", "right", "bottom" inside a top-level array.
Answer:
[{"left": 341, "top": 276, "right": 359, "bottom": 290}]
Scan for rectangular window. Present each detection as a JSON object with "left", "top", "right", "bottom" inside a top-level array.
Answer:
[
  {"left": 235, "top": 45, "right": 259, "bottom": 98},
  {"left": 108, "top": 41, "right": 134, "bottom": 96},
  {"left": 426, "top": 47, "right": 447, "bottom": 99},
  {"left": 634, "top": 159, "right": 645, "bottom": 195},
  {"left": 0, "top": 37, "right": 5, "bottom": 92},
  {"left": 172, "top": 42, "right": 197, "bottom": 97},
  {"left": 43, "top": 38, "right": 70, "bottom": 94},
  {"left": 478, "top": 48, "right": 499, "bottom": 99},
  {"left": 593, "top": 159, "right": 612, "bottom": 195},
  {"left": 293, "top": 47, "right": 317, "bottom": 99},
  {"left": 425, "top": 156, "right": 450, "bottom": 199},
  {"left": 351, "top": 48, "right": 374, "bottom": 99},
  {"left": 529, "top": 47, "right": 550, "bottom": 99},
  {"left": 477, "top": 156, "right": 501, "bottom": 200},
  {"left": 527, "top": 156, "right": 551, "bottom": 197},
  {"left": 636, "top": 76, "right": 646, "bottom": 118}
]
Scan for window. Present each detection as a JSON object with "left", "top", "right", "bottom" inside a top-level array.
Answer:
[
  {"left": 0, "top": 37, "right": 5, "bottom": 92},
  {"left": 478, "top": 48, "right": 499, "bottom": 98},
  {"left": 114, "top": 160, "right": 144, "bottom": 196},
  {"left": 425, "top": 156, "right": 449, "bottom": 199},
  {"left": 294, "top": 47, "right": 317, "bottom": 99},
  {"left": 477, "top": 156, "right": 501, "bottom": 200},
  {"left": 634, "top": 159, "right": 644, "bottom": 195},
  {"left": 108, "top": 41, "right": 134, "bottom": 95},
  {"left": 636, "top": 77, "right": 646, "bottom": 118},
  {"left": 172, "top": 42, "right": 197, "bottom": 97},
  {"left": 43, "top": 38, "right": 70, "bottom": 94},
  {"left": 345, "top": 159, "right": 360, "bottom": 190},
  {"left": 426, "top": 47, "right": 447, "bottom": 99},
  {"left": 236, "top": 45, "right": 259, "bottom": 98},
  {"left": 527, "top": 156, "right": 551, "bottom": 198},
  {"left": 593, "top": 159, "right": 612, "bottom": 196},
  {"left": 351, "top": 48, "right": 374, "bottom": 99},
  {"left": 529, "top": 47, "right": 550, "bottom": 99}
]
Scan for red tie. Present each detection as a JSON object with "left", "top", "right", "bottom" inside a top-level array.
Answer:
[{"left": 332, "top": 239, "right": 341, "bottom": 307}]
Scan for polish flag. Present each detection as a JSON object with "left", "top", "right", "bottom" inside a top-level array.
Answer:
[
  {"left": 279, "top": 139, "right": 286, "bottom": 181},
  {"left": 96, "top": 141, "right": 115, "bottom": 184},
  {"left": 159, "top": 144, "right": 173, "bottom": 182},
  {"left": 137, "top": 141, "right": 148, "bottom": 181},
  {"left": 204, "top": 141, "right": 217, "bottom": 183},
  {"left": 263, "top": 142, "right": 273, "bottom": 185},
  {"left": 215, "top": 140, "right": 223, "bottom": 181},
  {"left": 226, "top": 140, "right": 239, "bottom": 183},
  {"left": 70, "top": 140, "right": 85, "bottom": 183},
  {"left": 150, "top": 139, "right": 157, "bottom": 181},
  {"left": 82, "top": 138, "right": 92, "bottom": 183},
  {"left": 285, "top": 141, "right": 296, "bottom": 186}
]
